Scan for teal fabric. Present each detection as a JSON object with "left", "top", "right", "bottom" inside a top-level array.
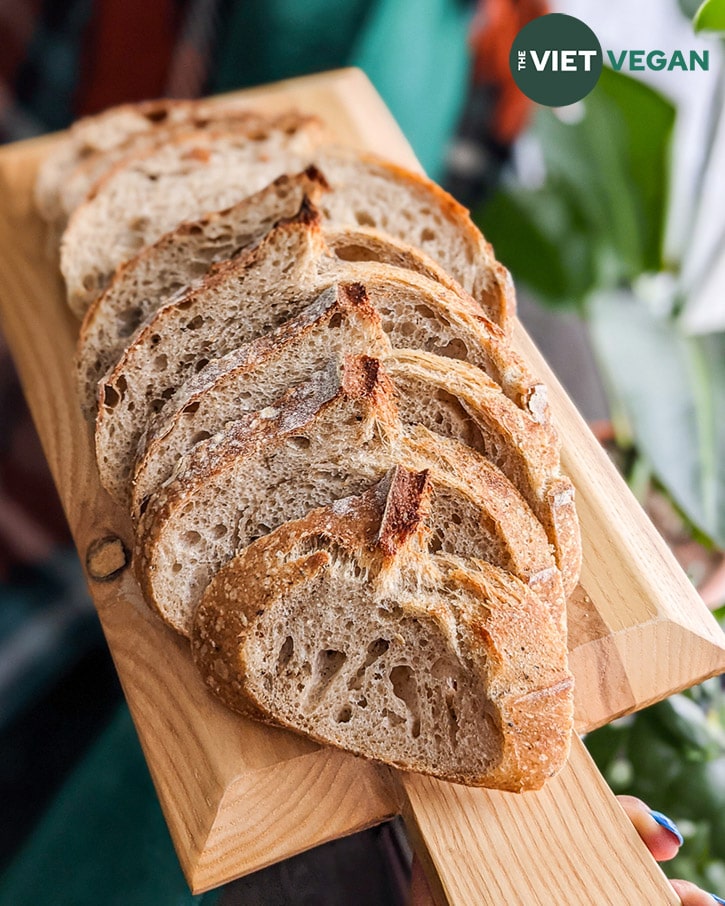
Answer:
[
  {"left": 0, "top": 705, "right": 219, "bottom": 906},
  {"left": 211, "top": 0, "right": 472, "bottom": 177}
]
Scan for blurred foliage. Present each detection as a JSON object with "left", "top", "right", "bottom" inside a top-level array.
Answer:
[
  {"left": 585, "top": 682, "right": 725, "bottom": 891},
  {"left": 589, "top": 292, "right": 725, "bottom": 547},
  {"left": 473, "top": 6, "right": 725, "bottom": 894},
  {"left": 477, "top": 68, "right": 675, "bottom": 311},
  {"left": 695, "top": 0, "right": 725, "bottom": 33},
  {"left": 476, "top": 62, "right": 725, "bottom": 551}
]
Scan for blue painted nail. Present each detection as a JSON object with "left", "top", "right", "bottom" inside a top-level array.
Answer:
[
  {"left": 709, "top": 895, "right": 725, "bottom": 904},
  {"left": 650, "top": 810, "right": 684, "bottom": 846}
]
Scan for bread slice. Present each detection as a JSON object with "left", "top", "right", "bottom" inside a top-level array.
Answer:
[
  {"left": 96, "top": 205, "right": 546, "bottom": 505},
  {"left": 60, "top": 120, "right": 326, "bottom": 315},
  {"left": 131, "top": 283, "right": 580, "bottom": 595},
  {"left": 76, "top": 167, "right": 330, "bottom": 416},
  {"left": 191, "top": 467, "right": 574, "bottom": 790},
  {"left": 385, "top": 351, "right": 580, "bottom": 597},
  {"left": 75, "top": 180, "right": 479, "bottom": 419},
  {"left": 134, "top": 356, "right": 562, "bottom": 637},
  {"left": 60, "top": 134, "right": 513, "bottom": 328},
  {"left": 313, "top": 146, "right": 514, "bottom": 332},
  {"left": 36, "top": 99, "right": 304, "bottom": 228},
  {"left": 61, "top": 109, "right": 314, "bottom": 228},
  {"left": 130, "top": 282, "right": 388, "bottom": 512}
]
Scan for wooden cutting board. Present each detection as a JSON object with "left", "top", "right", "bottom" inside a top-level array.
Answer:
[{"left": 0, "top": 68, "right": 723, "bottom": 903}]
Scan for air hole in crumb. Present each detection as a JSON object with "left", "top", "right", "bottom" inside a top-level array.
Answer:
[
  {"left": 328, "top": 312, "right": 343, "bottom": 329},
  {"left": 191, "top": 430, "right": 211, "bottom": 444},
  {"left": 336, "top": 706, "right": 352, "bottom": 723},
  {"left": 354, "top": 210, "right": 376, "bottom": 228},
  {"left": 103, "top": 385, "right": 120, "bottom": 408},
  {"left": 182, "top": 530, "right": 202, "bottom": 547},
  {"left": 390, "top": 665, "right": 421, "bottom": 738},
  {"left": 437, "top": 338, "right": 469, "bottom": 361},
  {"left": 278, "top": 636, "right": 294, "bottom": 668},
  {"left": 310, "top": 649, "right": 346, "bottom": 693},
  {"left": 185, "top": 315, "right": 204, "bottom": 330},
  {"left": 195, "top": 358, "right": 209, "bottom": 373},
  {"left": 420, "top": 227, "right": 436, "bottom": 242},
  {"left": 172, "top": 562, "right": 182, "bottom": 573},
  {"left": 289, "top": 436, "right": 310, "bottom": 449},
  {"left": 182, "top": 401, "right": 201, "bottom": 415},
  {"left": 153, "top": 354, "right": 168, "bottom": 372},
  {"left": 212, "top": 524, "right": 227, "bottom": 539}
]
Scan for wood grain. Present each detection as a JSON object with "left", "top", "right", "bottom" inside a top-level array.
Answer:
[
  {"left": 401, "top": 735, "right": 679, "bottom": 905},
  {"left": 0, "top": 67, "right": 722, "bottom": 897}
]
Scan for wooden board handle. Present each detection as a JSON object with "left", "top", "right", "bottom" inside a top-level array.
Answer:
[{"left": 399, "top": 734, "right": 678, "bottom": 905}]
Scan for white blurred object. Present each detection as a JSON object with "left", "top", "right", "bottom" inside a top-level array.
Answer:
[{"left": 553, "top": 0, "right": 725, "bottom": 332}]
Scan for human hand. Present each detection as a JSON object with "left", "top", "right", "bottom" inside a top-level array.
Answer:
[
  {"left": 409, "top": 794, "right": 725, "bottom": 905},
  {"left": 617, "top": 796, "right": 724, "bottom": 906}
]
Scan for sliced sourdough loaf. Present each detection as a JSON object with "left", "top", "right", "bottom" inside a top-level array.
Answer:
[
  {"left": 131, "top": 282, "right": 579, "bottom": 595},
  {"left": 60, "top": 120, "right": 326, "bottom": 315},
  {"left": 96, "top": 205, "right": 546, "bottom": 506},
  {"left": 134, "top": 356, "right": 562, "bottom": 637},
  {"left": 190, "top": 467, "right": 574, "bottom": 790},
  {"left": 60, "top": 137, "right": 513, "bottom": 329}
]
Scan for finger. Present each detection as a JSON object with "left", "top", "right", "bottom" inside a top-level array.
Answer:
[
  {"left": 616, "top": 795, "right": 682, "bottom": 862},
  {"left": 671, "top": 878, "right": 725, "bottom": 905},
  {"left": 410, "top": 856, "right": 436, "bottom": 906}
]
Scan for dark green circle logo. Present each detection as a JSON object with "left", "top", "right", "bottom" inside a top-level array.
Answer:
[{"left": 510, "top": 14, "right": 603, "bottom": 107}]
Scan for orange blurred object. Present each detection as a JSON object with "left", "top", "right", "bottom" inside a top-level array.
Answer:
[{"left": 470, "top": 0, "right": 549, "bottom": 144}]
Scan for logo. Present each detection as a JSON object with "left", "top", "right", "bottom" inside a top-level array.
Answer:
[
  {"left": 510, "top": 14, "right": 603, "bottom": 107},
  {"left": 510, "top": 14, "right": 710, "bottom": 108}
]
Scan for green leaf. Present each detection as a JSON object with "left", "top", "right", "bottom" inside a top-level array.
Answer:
[
  {"left": 589, "top": 290, "right": 725, "bottom": 546},
  {"left": 695, "top": 0, "right": 725, "bottom": 33},
  {"left": 649, "top": 696, "right": 721, "bottom": 753},
  {"left": 476, "top": 69, "right": 675, "bottom": 309}
]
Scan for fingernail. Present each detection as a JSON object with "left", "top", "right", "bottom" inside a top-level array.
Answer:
[
  {"left": 709, "top": 895, "right": 725, "bottom": 904},
  {"left": 649, "top": 810, "right": 683, "bottom": 846}
]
